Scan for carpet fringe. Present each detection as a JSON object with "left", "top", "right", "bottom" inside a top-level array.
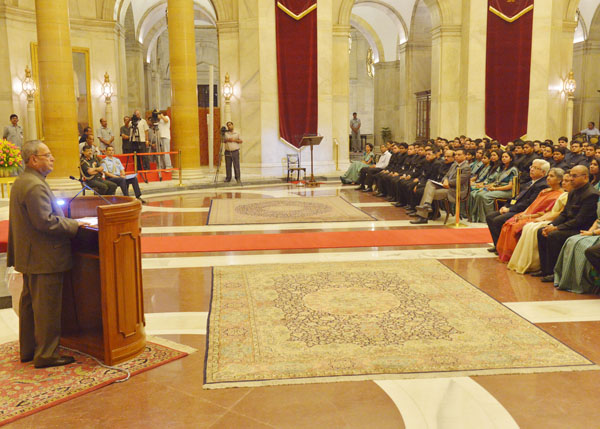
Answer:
[
  {"left": 202, "top": 364, "right": 600, "bottom": 390},
  {"left": 147, "top": 335, "right": 198, "bottom": 354}
]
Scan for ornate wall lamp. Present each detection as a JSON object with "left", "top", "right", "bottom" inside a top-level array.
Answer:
[
  {"left": 222, "top": 72, "right": 233, "bottom": 123},
  {"left": 22, "top": 65, "right": 37, "bottom": 140},
  {"left": 564, "top": 70, "right": 576, "bottom": 141},
  {"left": 101, "top": 72, "right": 114, "bottom": 129}
]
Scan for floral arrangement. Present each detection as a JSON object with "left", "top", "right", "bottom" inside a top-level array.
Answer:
[{"left": 0, "top": 138, "right": 23, "bottom": 176}]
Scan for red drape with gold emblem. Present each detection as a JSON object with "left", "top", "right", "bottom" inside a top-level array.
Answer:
[
  {"left": 485, "top": 0, "right": 534, "bottom": 144},
  {"left": 275, "top": 0, "right": 318, "bottom": 147}
]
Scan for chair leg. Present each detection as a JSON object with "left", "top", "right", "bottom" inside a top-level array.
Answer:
[{"left": 443, "top": 200, "right": 450, "bottom": 224}]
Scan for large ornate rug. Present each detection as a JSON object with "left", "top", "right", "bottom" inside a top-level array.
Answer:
[
  {"left": 0, "top": 338, "right": 194, "bottom": 426},
  {"left": 206, "top": 196, "right": 375, "bottom": 225},
  {"left": 204, "top": 260, "right": 597, "bottom": 389}
]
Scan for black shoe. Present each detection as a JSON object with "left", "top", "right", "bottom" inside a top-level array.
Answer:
[
  {"left": 416, "top": 203, "right": 432, "bottom": 212},
  {"left": 408, "top": 212, "right": 419, "bottom": 217},
  {"left": 393, "top": 202, "right": 404, "bottom": 207},
  {"left": 20, "top": 356, "right": 33, "bottom": 363},
  {"left": 355, "top": 186, "right": 364, "bottom": 191},
  {"left": 410, "top": 216, "right": 428, "bottom": 224},
  {"left": 487, "top": 247, "right": 497, "bottom": 253},
  {"left": 224, "top": 179, "right": 231, "bottom": 183},
  {"left": 541, "top": 275, "right": 554, "bottom": 283},
  {"left": 405, "top": 209, "right": 416, "bottom": 215},
  {"left": 375, "top": 193, "right": 386, "bottom": 198},
  {"left": 137, "top": 197, "right": 147, "bottom": 204},
  {"left": 362, "top": 187, "right": 372, "bottom": 193},
  {"left": 34, "top": 355, "right": 75, "bottom": 369},
  {"left": 386, "top": 197, "right": 396, "bottom": 202},
  {"left": 530, "top": 271, "right": 545, "bottom": 277}
]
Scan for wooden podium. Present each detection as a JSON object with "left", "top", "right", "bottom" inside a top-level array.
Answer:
[
  {"left": 299, "top": 135, "right": 323, "bottom": 187},
  {"left": 61, "top": 196, "right": 146, "bottom": 365}
]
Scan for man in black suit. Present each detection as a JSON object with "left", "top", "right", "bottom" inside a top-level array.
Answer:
[
  {"left": 535, "top": 165, "right": 600, "bottom": 282},
  {"left": 485, "top": 159, "right": 551, "bottom": 252}
]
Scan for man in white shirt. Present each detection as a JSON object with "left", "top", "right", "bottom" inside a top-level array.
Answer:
[
  {"left": 97, "top": 117, "right": 114, "bottom": 153},
  {"left": 79, "top": 133, "right": 101, "bottom": 157},
  {"left": 157, "top": 112, "right": 172, "bottom": 169},
  {"left": 101, "top": 146, "right": 145, "bottom": 203},
  {"left": 355, "top": 143, "right": 391, "bottom": 191},
  {"left": 3, "top": 114, "right": 23, "bottom": 150},
  {"left": 581, "top": 122, "right": 600, "bottom": 141}
]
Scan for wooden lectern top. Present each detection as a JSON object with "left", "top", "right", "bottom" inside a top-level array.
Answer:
[{"left": 299, "top": 135, "right": 323, "bottom": 147}]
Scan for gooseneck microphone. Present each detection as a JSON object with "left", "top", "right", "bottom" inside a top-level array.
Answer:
[{"left": 68, "top": 176, "right": 114, "bottom": 211}]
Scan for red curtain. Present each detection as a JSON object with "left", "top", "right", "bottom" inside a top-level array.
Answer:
[
  {"left": 275, "top": 0, "right": 318, "bottom": 148},
  {"left": 485, "top": 0, "right": 534, "bottom": 144}
]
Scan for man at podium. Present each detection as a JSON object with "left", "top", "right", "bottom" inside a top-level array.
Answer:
[{"left": 7, "top": 141, "right": 83, "bottom": 368}]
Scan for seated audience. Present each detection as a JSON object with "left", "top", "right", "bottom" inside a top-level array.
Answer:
[
  {"left": 470, "top": 151, "right": 492, "bottom": 186},
  {"left": 535, "top": 165, "right": 599, "bottom": 282},
  {"left": 507, "top": 174, "right": 571, "bottom": 274},
  {"left": 101, "top": 146, "right": 146, "bottom": 203},
  {"left": 409, "top": 148, "right": 470, "bottom": 224},
  {"left": 80, "top": 146, "right": 118, "bottom": 195},
  {"left": 551, "top": 147, "right": 569, "bottom": 170},
  {"left": 582, "top": 144, "right": 596, "bottom": 168},
  {"left": 565, "top": 140, "right": 586, "bottom": 168},
  {"left": 554, "top": 212, "right": 600, "bottom": 294},
  {"left": 340, "top": 143, "right": 375, "bottom": 184},
  {"left": 355, "top": 143, "right": 392, "bottom": 191},
  {"left": 485, "top": 159, "right": 551, "bottom": 253},
  {"left": 79, "top": 133, "right": 101, "bottom": 156},
  {"left": 496, "top": 167, "right": 564, "bottom": 261},
  {"left": 470, "top": 151, "right": 518, "bottom": 223}
]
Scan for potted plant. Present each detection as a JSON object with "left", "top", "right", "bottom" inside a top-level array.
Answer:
[
  {"left": 381, "top": 127, "right": 392, "bottom": 143},
  {"left": 0, "top": 139, "right": 23, "bottom": 176}
]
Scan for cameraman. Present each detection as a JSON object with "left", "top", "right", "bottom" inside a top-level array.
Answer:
[
  {"left": 157, "top": 111, "right": 172, "bottom": 169},
  {"left": 129, "top": 110, "right": 150, "bottom": 172}
]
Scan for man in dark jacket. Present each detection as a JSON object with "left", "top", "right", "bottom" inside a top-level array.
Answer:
[{"left": 534, "top": 165, "right": 600, "bottom": 282}]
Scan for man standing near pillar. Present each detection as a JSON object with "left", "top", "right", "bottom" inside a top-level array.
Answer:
[
  {"left": 157, "top": 112, "right": 172, "bottom": 169},
  {"left": 120, "top": 116, "right": 132, "bottom": 153},
  {"left": 8, "top": 140, "right": 82, "bottom": 368},
  {"left": 224, "top": 121, "right": 243, "bottom": 183},
  {"left": 350, "top": 112, "right": 361, "bottom": 153},
  {"left": 97, "top": 117, "right": 114, "bottom": 153},
  {"left": 3, "top": 114, "right": 24, "bottom": 150},
  {"left": 129, "top": 110, "right": 150, "bottom": 174}
]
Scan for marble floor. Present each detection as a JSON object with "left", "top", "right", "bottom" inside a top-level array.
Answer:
[{"left": 3, "top": 182, "right": 600, "bottom": 428}]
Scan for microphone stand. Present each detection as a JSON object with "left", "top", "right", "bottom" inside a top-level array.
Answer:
[{"left": 68, "top": 176, "right": 113, "bottom": 218}]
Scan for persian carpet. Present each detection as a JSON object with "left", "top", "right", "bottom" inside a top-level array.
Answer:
[
  {"left": 204, "top": 260, "right": 597, "bottom": 389},
  {"left": 0, "top": 338, "right": 193, "bottom": 426},
  {"left": 141, "top": 228, "right": 493, "bottom": 253},
  {"left": 206, "top": 196, "right": 375, "bottom": 225}
]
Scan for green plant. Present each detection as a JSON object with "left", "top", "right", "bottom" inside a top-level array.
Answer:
[{"left": 380, "top": 127, "right": 392, "bottom": 143}]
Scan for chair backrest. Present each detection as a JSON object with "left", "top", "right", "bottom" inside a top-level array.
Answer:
[{"left": 287, "top": 154, "right": 300, "bottom": 168}]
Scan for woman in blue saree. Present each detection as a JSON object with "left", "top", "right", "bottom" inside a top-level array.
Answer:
[{"left": 340, "top": 143, "right": 375, "bottom": 184}]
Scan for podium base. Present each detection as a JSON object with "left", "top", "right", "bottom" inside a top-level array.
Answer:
[{"left": 306, "top": 181, "right": 320, "bottom": 188}]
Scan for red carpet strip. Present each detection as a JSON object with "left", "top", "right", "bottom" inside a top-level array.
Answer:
[{"left": 141, "top": 228, "right": 492, "bottom": 254}]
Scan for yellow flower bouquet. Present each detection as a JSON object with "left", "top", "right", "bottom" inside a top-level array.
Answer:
[{"left": 0, "top": 138, "right": 23, "bottom": 176}]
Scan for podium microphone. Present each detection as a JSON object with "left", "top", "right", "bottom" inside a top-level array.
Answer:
[{"left": 68, "top": 176, "right": 114, "bottom": 209}]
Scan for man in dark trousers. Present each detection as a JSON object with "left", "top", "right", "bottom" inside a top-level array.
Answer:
[
  {"left": 535, "top": 165, "right": 599, "bottom": 282},
  {"left": 8, "top": 141, "right": 83, "bottom": 368},
  {"left": 485, "top": 159, "right": 551, "bottom": 252}
]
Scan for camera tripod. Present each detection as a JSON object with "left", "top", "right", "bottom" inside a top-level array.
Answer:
[
  {"left": 150, "top": 124, "right": 163, "bottom": 181},
  {"left": 129, "top": 123, "right": 148, "bottom": 183}
]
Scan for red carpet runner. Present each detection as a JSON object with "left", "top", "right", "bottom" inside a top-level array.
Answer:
[{"left": 141, "top": 228, "right": 492, "bottom": 254}]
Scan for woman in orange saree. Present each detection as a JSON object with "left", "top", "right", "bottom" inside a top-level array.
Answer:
[{"left": 497, "top": 167, "right": 565, "bottom": 262}]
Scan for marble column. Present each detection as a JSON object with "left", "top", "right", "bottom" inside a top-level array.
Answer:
[
  {"left": 430, "top": 25, "right": 462, "bottom": 139},
  {"left": 332, "top": 24, "right": 351, "bottom": 170},
  {"left": 167, "top": 0, "right": 200, "bottom": 169},
  {"left": 35, "top": 0, "right": 79, "bottom": 177},
  {"left": 573, "top": 40, "right": 600, "bottom": 134},
  {"left": 527, "top": 0, "right": 577, "bottom": 141}
]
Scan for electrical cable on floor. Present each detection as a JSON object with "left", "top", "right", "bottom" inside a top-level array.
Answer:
[{"left": 59, "top": 345, "right": 131, "bottom": 383}]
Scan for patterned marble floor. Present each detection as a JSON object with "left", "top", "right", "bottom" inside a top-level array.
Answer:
[{"left": 4, "top": 182, "right": 600, "bottom": 428}]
